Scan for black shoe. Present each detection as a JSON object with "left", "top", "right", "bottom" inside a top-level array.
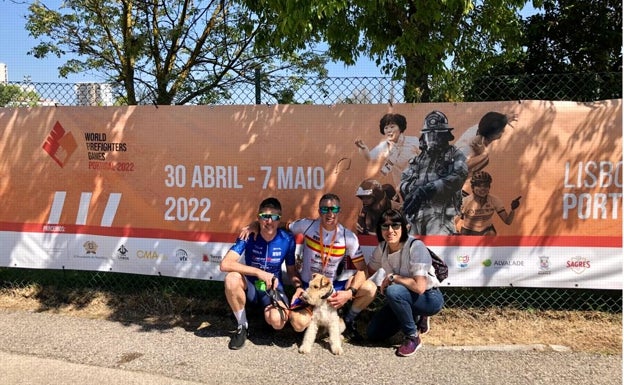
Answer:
[
  {"left": 416, "top": 316, "right": 430, "bottom": 335},
  {"left": 344, "top": 320, "right": 364, "bottom": 343},
  {"left": 228, "top": 324, "right": 248, "bottom": 350}
]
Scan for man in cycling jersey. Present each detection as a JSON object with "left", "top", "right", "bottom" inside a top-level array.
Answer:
[
  {"left": 220, "top": 197, "right": 296, "bottom": 350},
  {"left": 288, "top": 194, "right": 377, "bottom": 341}
]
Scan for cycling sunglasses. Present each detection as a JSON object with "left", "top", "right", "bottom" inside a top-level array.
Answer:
[
  {"left": 319, "top": 206, "right": 340, "bottom": 214},
  {"left": 258, "top": 213, "right": 281, "bottom": 221}
]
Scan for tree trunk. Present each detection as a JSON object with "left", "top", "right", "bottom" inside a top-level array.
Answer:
[{"left": 403, "top": 54, "right": 431, "bottom": 103}]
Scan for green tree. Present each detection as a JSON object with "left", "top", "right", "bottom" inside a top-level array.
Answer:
[
  {"left": 0, "top": 83, "right": 41, "bottom": 107},
  {"left": 26, "top": 0, "right": 327, "bottom": 105},
  {"left": 522, "top": 0, "right": 622, "bottom": 74},
  {"left": 464, "top": 0, "right": 622, "bottom": 101},
  {"left": 245, "top": 0, "right": 531, "bottom": 102}
]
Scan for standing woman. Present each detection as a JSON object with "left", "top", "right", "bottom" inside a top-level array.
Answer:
[{"left": 366, "top": 208, "right": 444, "bottom": 357}]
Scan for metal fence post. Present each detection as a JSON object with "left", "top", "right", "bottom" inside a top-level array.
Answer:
[{"left": 255, "top": 68, "right": 261, "bottom": 105}]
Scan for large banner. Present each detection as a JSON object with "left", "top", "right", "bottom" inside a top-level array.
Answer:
[{"left": 0, "top": 101, "right": 621, "bottom": 289}]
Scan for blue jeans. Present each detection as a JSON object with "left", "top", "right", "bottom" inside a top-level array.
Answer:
[{"left": 366, "top": 285, "right": 444, "bottom": 341}]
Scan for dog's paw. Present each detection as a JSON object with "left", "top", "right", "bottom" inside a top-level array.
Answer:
[
  {"left": 299, "top": 345, "right": 312, "bottom": 354},
  {"left": 331, "top": 345, "right": 344, "bottom": 355}
]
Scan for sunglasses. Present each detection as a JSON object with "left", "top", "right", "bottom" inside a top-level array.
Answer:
[
  {"left": 380, "top": 223, "right": 401, "bottom": 231},
  {"left": 319, "top": 206, "right": 340, "bottom": 214},
  {"left": 258, "top": 213, "right": 281, "bottom": 221}
]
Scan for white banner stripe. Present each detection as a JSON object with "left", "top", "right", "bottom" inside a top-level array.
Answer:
[
  {"left": 101, "top": 193, "right": 121, "bottom": 227},
  {"left": 47, "top": 191, "right": 66, "bottom": 224},
  {"left": 76, "top": 193, "right": 92, "bottom": 225}
]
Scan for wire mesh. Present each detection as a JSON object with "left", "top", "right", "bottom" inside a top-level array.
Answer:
[{"left": 2, "top": 72, "right": 620, "bottom": 106}]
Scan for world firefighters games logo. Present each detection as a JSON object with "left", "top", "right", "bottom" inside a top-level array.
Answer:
[{"left": 42, "top": 121, "right": 78, "bottom": 168}]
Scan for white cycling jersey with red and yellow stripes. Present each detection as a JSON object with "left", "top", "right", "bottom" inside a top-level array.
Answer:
[{"left": 289, "top": 218, "right": 364, "bottom": 284}]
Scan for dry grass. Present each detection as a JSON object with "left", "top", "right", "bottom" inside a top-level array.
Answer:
[{"left": 0, "top": 286, "right": 621, "bottom": 355}]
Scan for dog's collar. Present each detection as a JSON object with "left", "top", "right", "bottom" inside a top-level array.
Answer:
[{"left": 320, "top": 288, "right": 334, "bottom": 300}]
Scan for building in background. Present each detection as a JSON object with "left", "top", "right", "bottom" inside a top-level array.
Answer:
[
  {"left": 0, "top": 63, "right": 8, "bottom": 83},
  {"left": 75, "top": 82, "right": 114, "bottom": 106}
]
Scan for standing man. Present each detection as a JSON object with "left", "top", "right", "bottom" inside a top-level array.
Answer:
[
  {"left": 220, "top": 197, "right": 296, "bottom": 350},
  {"left": 400, "top": 111, "right": 468, "bottom": 235}
]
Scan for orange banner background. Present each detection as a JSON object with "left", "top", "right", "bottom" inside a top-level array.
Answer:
[{"left": 0, "top": 100, "right": 621, "bottom": 238}]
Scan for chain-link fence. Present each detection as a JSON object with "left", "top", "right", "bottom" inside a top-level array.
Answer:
[
  {"left": 2, "top": 72, "right": 621, "bottom": 106},
  {"left": 0, "top": 72, "right": 622, "bottom": 313},
  {"left": 0, "top": 268, "right": 620, "bottom": 313}
]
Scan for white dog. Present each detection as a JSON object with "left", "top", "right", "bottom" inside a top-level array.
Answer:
[{"left": 298, "top": 273, "right": 346, "bottom": 355}]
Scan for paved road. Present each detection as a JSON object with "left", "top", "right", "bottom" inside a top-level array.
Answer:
[{"left": 0, "top": 309, "right": 621, "bottom": 385}]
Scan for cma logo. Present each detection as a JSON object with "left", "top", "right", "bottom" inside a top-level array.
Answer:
[{"left": 137, "top": 250, "right": 166, "bottom": 260}]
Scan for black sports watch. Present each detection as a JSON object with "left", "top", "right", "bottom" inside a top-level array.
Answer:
[{"left": 348, "top": 287, "right": 358, "bottom": 297}]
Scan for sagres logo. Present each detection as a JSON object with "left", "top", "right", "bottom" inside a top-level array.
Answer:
[
  {"left": 567, "top": 256, "right": 591, "bottom": 274},
  {"left": 42, "top": 121, "right": 78, "bottom": 168}
]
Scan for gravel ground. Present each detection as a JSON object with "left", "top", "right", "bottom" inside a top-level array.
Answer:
[{"left": 0, "top": 308, "right": 621, "bottom": 385}]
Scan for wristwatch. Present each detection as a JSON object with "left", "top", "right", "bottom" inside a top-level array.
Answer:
[
  {"left": 388, "top": 274, "right": 395, "bottom": 283},
  {"left": 348, "top": 287, "right": 358, "bottom": 297}
]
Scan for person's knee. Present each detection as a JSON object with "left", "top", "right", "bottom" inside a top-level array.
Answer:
[
  {"left": 358, "top": 280, "right": 377, "bottom": 298},
  {"left": 289, "top": 311, "right": 310, "bottom": 332},
  {"left": 265, "top": 305, "right": 288, "bottom": 329},
  {"left": 384, "top": 283, "right": 403, "bottom": 299},
  {"left": 353, "top": 280, "right": 377, "bottom": 309},
  {"left": 223, "top": 272, "right": 244, "bottom": 290},
  {"left": 290, "top": 320, "right": 307, "bottom": 333},
  {"left": 266, "top": 313, "right": 287, "bottom": 330}
]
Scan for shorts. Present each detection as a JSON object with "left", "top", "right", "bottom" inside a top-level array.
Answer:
[{"left": 246, "top": 278, "right": 289, "bottom": 308}]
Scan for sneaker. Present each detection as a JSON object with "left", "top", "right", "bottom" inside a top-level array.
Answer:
[
  {"left": 417, "top": 316, "right": 430, "bottom": 335},
  {"left": 343, "top": 320, "right": 364, "bottom": 343},
  {"left": 228, "top": 324, "right": 248, "bottom": 350},
  {"left": 396, "top": 335, "right": 422, "bottom": 357}
]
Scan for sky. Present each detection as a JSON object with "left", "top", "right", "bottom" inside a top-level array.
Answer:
[
  {"left": 1, "top": 1, "right": 538, "bottom": 84},
  {"left": 0, "top": 0, "right": 385, "bottom": 83}
]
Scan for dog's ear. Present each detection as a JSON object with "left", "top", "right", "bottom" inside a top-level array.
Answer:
[{"left": 320, "top": 275, "right": 331, "bottom": 289}]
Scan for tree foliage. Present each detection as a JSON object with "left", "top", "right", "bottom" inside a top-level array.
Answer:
[
  {"left": 0, "top": 83, "right": 41, "bottom": 107},
  {"left": 245, "top": 0, "right": 531, "bottom": 102},
  {"left": 521, "top": 0, "right": 622, "bottom": 74},
  {"left": 463, "top": 0, "right": 622, "bottom": 102},
  {"left": 25, "top": 0, "right": 327, "bottom": 105}
]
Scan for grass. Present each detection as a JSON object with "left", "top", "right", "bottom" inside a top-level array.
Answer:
[{"left": 0, "top": 281, "right": 621, "bottom": 355}]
